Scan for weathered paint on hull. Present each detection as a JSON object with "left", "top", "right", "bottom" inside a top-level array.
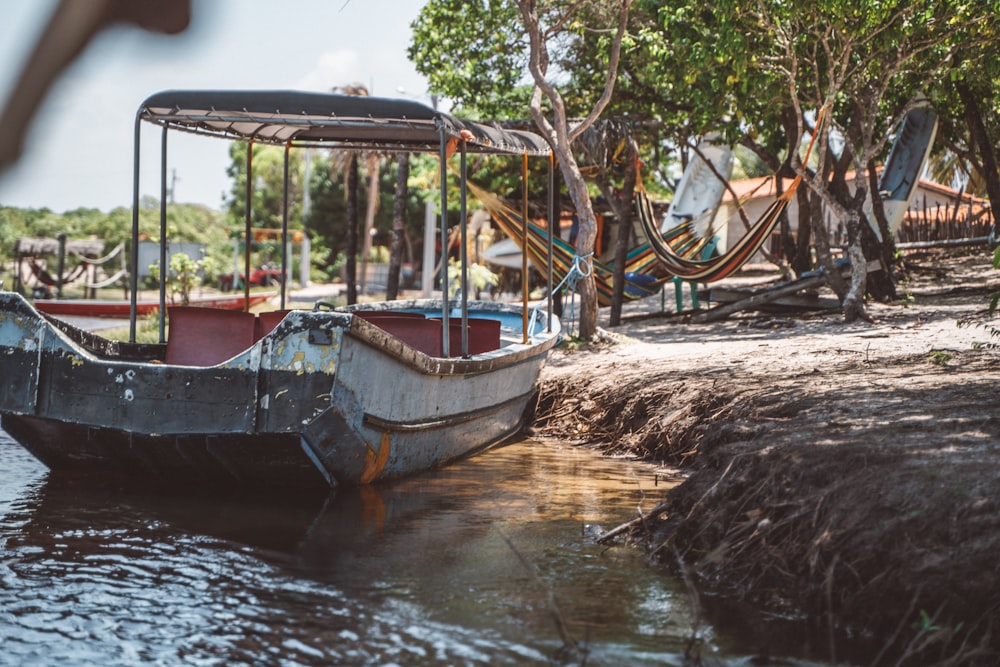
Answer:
[{"left": 0, "top": 292, "right": 559, "bottom": 489}]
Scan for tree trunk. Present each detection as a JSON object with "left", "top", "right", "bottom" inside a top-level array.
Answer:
[
  {"left": 345, "top": 154, "right": 359, "bottom": 305},
  {"left": 842, "top": 196, "right": 873, "bottom": 323},
  {"left": 863, "top": 162, "right": 898, "bottom": 301},
  {"left": 563, "top": 160, "right": 599, "bottom": 339},
  {"left": 792, "top": 184, "right": 813, "bottom": 275},
  {"left": 386, "top": 152, "right": 409, "bottom": 300},
  {"left": 609, "top": 141, "right": 638, "bottom": 327},
  {"left": 809, "top": 190, "right": 847, "bottom": 300},
  {"left": 956, "top": 81, "right": 1000, "bottom": 242}
]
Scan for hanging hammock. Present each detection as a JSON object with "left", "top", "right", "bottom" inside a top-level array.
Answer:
[
  {"left": 634, "top": 174, "right": 801, "bottom": 282},
  {"left": 466, "top": 180, "right": 677, "bottom": 306},
  {"left": 635, "top": 104, "right": 826, "bottom": 282}
]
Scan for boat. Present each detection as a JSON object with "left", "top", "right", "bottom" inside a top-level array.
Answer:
[
  {"left": 877, "top": 100, "right": 938, "bottom": 238},
  {"left": 0, "top": 90, "right": 560, "bottom": 492},
  {"left": 661, "top": 134, "right": 734, "bottom": 252},
  {"left": 32, "top": 291, "right": 276, "bottom": 317},
  {"left": 482, "top": 237, "right": 525, "bottom": 270}
]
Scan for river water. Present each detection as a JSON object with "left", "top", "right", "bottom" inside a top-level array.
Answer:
[{"left": 0, "top": 428, "right": 829, "bottom": 666}]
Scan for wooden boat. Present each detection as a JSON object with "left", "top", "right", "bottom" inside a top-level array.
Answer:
[
  {"left": 0, "top": 90, "right": 560, "bottom": 492},
  {"left": 878, "top": 101, "right": 938, "bottom": 238},
  {"left": 32, "top": 291, "right": 276, "bottom": 317}
]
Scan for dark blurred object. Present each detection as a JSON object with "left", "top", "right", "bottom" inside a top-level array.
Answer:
[{"left": 0, "top": 0, "right": 191, "bottom": 173}]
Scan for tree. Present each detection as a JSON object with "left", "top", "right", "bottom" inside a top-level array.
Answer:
[
  {"left": 516, "top": 0, "right": 632, "bottom": 339},
  {"left": 386, "top": 152, "right": 410, "bottom": 300},
  {"left": 755, "top": 0, "right": 998, "bottom": 321}
]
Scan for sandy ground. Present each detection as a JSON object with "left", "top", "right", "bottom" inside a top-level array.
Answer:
[{"left": 534, "top": 249, "right": 1000, "bottom": 665}]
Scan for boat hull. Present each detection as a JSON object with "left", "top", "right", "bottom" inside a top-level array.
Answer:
[
  {"left": 879, "top": 104, "right": 938, "bottom": 235},
  {"left": 0, "top": 292, "right": 559, "bottom": 489}
]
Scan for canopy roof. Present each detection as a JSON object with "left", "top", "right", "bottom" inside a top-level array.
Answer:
[{"left": 138, "top": 90, "right": 551, "bottom": 156}]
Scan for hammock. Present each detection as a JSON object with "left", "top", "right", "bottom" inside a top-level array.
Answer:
[
  {"left": 634, "top": 175, "right": 801, "bottom": 282},
  {"left": 635, "top": 103, "right": 826, "bottom": 282},
  {"left": 467, "top": 181, "right": 678, "bottom": 306}
]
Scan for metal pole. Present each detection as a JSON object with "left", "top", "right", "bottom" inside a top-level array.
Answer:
[
  {"left": 438, "top": 126, "right": 450, "bottom": 356},
  {"left": 244, "top": 141, "right": 253, "bottom": 312},
  {"left": 521, "top": 153, "right": 529, "bottom": 344},
  {"left": 159, "top": 126, "right": 168, "bottom": 343},
  {"left": 547, "top": 152, "right": 555, "bottom": 333},
  {"left": 129, "top": 110, "right": 142, "bottom": 342},
  {"left": 281, "top": 143, "right": 290, "bottom": 310},
  {"left": 459, "top": 141, "right": 469, "bottom": 357},
  {"left": 301, "top": 148, "right": 312, "bottom": 289}
]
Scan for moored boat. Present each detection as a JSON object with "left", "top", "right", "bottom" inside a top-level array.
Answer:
[{"left": 0, "top": 90, "right": 561, "bottom": 491}]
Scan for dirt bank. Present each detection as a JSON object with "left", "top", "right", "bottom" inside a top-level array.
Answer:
[{"left": 534, "top": 249, "right": 1000, "bottom": 664}]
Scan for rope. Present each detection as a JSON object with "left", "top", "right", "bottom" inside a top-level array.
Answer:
[
  {"left": 530, "top": 252, "right": 592, "bottom": 338},
  {"left": 78, "top": 242, "right": 124, "bottom": 265},
  {"left": 84, "top": 268, "right": 128, "bottom": 289}
]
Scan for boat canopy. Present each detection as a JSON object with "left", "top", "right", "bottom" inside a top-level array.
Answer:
[
  {"left": 138, "top": 90, "right": 552, "bottom": 156},
  {"left": 131, "top": 89, "right": 557, "bottom": 350}
]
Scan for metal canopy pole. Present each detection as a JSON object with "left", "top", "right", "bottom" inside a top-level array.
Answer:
[
  {"left": 438, "top": 125, "right": 450, "bottom": 356},
  {"left": 159, "top": 126, "right": 168, "bottom": 343},
  {"left": 244, "top": 140, "right": 253, "bottom": 312},
  {"left": 281, "top": 143, "right": 290, "bottom": 310},
  {"left": 521, "top": 153, "right": 529, "bottom": 344},
  {"left": 129, "top": 111, "right": 142, "bottom": 343},
  {"left": 459, "top": 141, "right": 469, "bottom": 358},
  {"left": 547, "top": 151, "right": 555, "bottom": 333}
]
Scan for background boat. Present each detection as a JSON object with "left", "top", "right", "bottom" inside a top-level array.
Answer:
[
  {"left": 878, "top": 101, "right": 938, "bottom": 238},
  {"left": 32, "top": 291, "right": 276, "bottom": 317}
]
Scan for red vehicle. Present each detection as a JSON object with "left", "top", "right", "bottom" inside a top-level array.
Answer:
[{"left": 219, "top": 266, "right": 284, "bottom": 291}]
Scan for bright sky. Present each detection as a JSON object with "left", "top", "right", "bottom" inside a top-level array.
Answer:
[{"left": 0, "top": 0, "right": 434, "bottom": 213}]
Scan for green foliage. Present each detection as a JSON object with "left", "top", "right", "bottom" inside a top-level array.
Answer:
[
  {"left": 147, "top": 252, "right": 217, "bottom": 306},
  {"left": 0, "top": 202, "right": 231, "bottom": 291},
  {"left": 445, "top": 258, "right": 499, "bottom": 297},
  {"left": 409, "top": 0, "right": 529, "bottom": 118},
  {"left": 926, "top": 350, "right": 952, "bottom": 367},
  {"left": 956, "top": 246, "right": 1000, "bottom": 348},
  {"left": 226, "top": 143, "right": 306, "bottom": 230}
]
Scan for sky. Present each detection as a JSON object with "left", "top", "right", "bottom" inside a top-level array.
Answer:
[{"left": 0, "top": 0, "right": 435, "bottom": 213}]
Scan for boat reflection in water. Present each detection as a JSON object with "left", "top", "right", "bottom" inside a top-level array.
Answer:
[{"left": 1, "top": 431, "right": 715, "bottom": 666}]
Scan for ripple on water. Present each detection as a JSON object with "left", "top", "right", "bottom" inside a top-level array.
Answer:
[{"left": 0, "top": 431, "right": 748, "bottom": 666}]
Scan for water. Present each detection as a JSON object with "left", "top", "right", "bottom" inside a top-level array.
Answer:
[{"left": 0, "top": 428, "right": 823, "bottom": 666}]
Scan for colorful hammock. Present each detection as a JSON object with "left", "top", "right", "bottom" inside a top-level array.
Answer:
[
  {"left": 469, "top": 106, "right": 820, "bottom": 303},
  {"left": 634, "top": 175, "right": 801, "bottom": 282},
  {"left": 467, "top": 181, "right": 688, "bottom": 306}
]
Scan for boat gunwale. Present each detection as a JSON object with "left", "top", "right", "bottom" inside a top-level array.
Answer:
[{"left": 341, "top": 300, "right": 560, "bottom": 377}]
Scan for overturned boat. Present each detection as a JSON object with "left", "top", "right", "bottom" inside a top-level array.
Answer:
[{"left": 0, "top": 90, "right": 561, "bottom": 491}]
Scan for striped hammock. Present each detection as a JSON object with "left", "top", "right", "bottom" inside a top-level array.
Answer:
[
  {"left": 633, "top": 175, "right": 802, "bottom": 283},
  {"left": 467, "top": 180, "right": 689, "bottom": 306}
]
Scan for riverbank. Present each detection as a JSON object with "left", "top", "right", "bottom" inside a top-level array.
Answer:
[{"left": 534, "top": 249, "right": 1000, "bottom": 664}]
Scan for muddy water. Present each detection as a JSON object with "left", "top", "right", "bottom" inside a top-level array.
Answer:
[{"left": 0, "top": 428, "right": 821, "bottom": 666}]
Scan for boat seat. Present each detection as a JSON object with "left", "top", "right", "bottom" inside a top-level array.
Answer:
[
  {"left": 356, "top": 312, "right": 501, "bottom": 357},
  {"left": 359, "top": 315, "right": 443, "bottom": 357},
  {"left": 429, "top": 317, "right": 502, "bottom": 356},
  {"left": 166, "top": 306, "right": 257, "bottom": 366},
  {"left": 255, "top": 309, "right": 292, "bottom": 341}
]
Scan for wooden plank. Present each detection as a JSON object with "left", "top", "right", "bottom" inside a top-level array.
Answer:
[{"left": 700, "top": 286, "right": 841, "bottom": 311}]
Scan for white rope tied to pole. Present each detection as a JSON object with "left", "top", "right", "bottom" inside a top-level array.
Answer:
[{"left": 531, "top": 252, "right": 592, "bottom": 339}]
